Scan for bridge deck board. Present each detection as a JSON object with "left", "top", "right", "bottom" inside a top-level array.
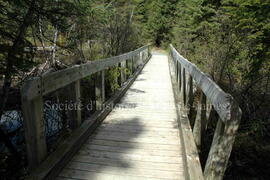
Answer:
[{"left": 58, "top": 52, "right": 185, "bottom": 180}]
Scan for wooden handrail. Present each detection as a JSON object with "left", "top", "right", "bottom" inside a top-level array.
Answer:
[
  {"left": 170, "top": 44, "right": 242, "bottom": 180},
  {"left": 170, "top": 45, "right": 233, "bottom": 122},
  {"left": 22, "top": 45, "right": 149, "bottom": 101},
  {"left": 21, "top": 45, "right": 151, "bottom": 170}
]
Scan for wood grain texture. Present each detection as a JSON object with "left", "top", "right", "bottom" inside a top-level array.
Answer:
[
  {"left": 58, "top": 52, "right": 185, "bottom": 180},
  {"left": 23, "top": 45, "right": 149, "bottom": 100},
  {"left": 21, "top": 95, "right": 47, "bottom": 170},
  {"left": 170, "top": 44, "right": 234, "bottom": 122},
  {"left": 170, "top": 44, "right": 242, "bottom": 180},
  {"left": 169, "top": 55, "right": 204, "bottom": 180}
]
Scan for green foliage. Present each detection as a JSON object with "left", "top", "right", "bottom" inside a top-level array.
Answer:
[
  {"left": 171, "top": 0, "right": 270, "bottom": 178},
  {"left": 107, "top": 67, "right": 121, "bottom": 93},
  {"left": 134, "top": 0, "right": 179, "bottom": 46}
]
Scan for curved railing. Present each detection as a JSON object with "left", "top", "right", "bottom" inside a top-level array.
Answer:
[{"left": 170, "top": 44, "right": 242, "bottom": 180}]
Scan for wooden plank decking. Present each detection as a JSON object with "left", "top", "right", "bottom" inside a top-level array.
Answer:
[{"left": 57, "top": 52, "right": 185, "bottom": 180}]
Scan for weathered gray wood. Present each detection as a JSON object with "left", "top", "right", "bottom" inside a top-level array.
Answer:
[
  {"left": 76, "top": 150, "right": 182, "bottom": 163},
  {"left": 21, "top": 77, "right": 41, "bottom": 101},
  {"left": 170, "top": 44, "right": 242, "bottom": 180},
  {"left": 169, "top": 55, "right": 204, "bottom": 180},
  {"left": 81, "top": 144, "right": 181, "bottom": 157},
  {"left": 23, "top": 45, "right": 149, "bottom": 101},
  {"left": 193, "top": 108, "right": 202, "bottom": 151},
  {"left": 57, "top": 51, "right": 184, "bottom": 180},
  {"left": 59, "top": 169, "right": 178, "bottom": 180},
  {"left": 66, "top": 80, "right": 82, "bottom": 129},
  {"left": 73, "top": 155, "right": 182, "bottom": 172},
  {"left": 170, "top": 44, "right": 235, "bottom": 122},
  {"left": 178, "top": 63, "right": 182, "bottom": 92},
  {"left": 125, "top": 60, "right": 130, "bottom": 78},
  {"left": 176, "top": 61, "right": 179, "bottom": 82},
  {"left": 95, "top": 71, "right": 105, "bottom": 111},
  {"left": 21, "top": 82, "right": 47, "bottom": 170},
  {"left": 120, "top": 61, "right": 126, "bottom": 86},
  {"left": 129, "top": 57, "right": 133, "bottom": 75},
  {"left": 193, "top": 91, "right": 207, "bottom": 150},
  {"left": 87, "top": 139, "right": 181, "bottom": 152},
  {"left": 201, "top": 93, "right": 207, "bottom": 136},
  {"left": 204, "top": 118, "right": 224, "bottom": 178},
  {"left": 187, "top": 75, "right": 194, "bottom": 123},
  {"left": 27, "top": 51, "right": 152, "bottom": 180},
  {"left": 182, "top": 68, "right": 187, "bottom": 105},
  {"left": 66, "top": 161, "right": 183, "bottom": 178},
  {"left": 132, "top": 54, "right": 137, "bottom": 73},
  {"left": 204, "top": 102, "right": 242, "bottom": 180}
]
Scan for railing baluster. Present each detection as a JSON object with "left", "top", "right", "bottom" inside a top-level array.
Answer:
[
  {"left": 182, "top": 68, "right": 186, "bottom": 105},
  {"left": 120, "top": 60, "right": 126, "bottom": 86},
  {"left": 176, "top": 61, "right": 179, "bottom": 82},
  {"left": 68, "top": 80, "right": 82, "bottom": 129},
  {"left": 201, "top": 93, "right": 207, "bottom": 136},
  {"left": 178, "top": 63, "right": 182, "bottom": 91},
  {"left": 193, "top": 91, "right": 207, "bottom": 150},
  {"left": 130, "top": 57, "right": 134, "bottom": 75},
  {"left": 188, "top": 75, "right": 194, "bottom": 121},
  {"left": 134, "top": 53, "right": 138, "bottom": 71},
  {"left": 140, "top": 52, "right": 142, "bottom": 66},
  {"left": 95, "top": 70, "right": 105, "bottom": 110}
]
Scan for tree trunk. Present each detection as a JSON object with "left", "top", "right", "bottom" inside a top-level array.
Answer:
[{"left": 0, "top": 0, "right": 36, "bottom": 155}]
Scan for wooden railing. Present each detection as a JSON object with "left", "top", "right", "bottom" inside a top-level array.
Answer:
[
  {"left": 170, "top": 44, "right": 242, "bottom": 180},
  {"left": 21, "top": 45, "right": 151, "bottom": 171}
]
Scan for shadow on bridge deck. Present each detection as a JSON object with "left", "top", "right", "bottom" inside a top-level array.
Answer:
[{"left": 57, "top": 51, "right": 184, "bottom": 180}]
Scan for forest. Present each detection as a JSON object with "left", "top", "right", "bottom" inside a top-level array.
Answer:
[{"left": 0, "top": 0, "right": 270, "bottom": 179}]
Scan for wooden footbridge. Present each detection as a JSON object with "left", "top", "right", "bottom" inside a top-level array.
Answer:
[{"left": 22, "top": 45, "right": 242, "bottom": 180}]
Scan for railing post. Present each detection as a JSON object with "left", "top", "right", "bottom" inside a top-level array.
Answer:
[
  {"left": 143, "top": 50, "right": 146, "bottom": 63},
  {"left": 188, "top": 76, "right": 194, "bottom": 107},
  {"left": 139, "top": 52, "right": 142, "bottom": 65},
  {"left": 21, "top": 79, "right": 47, "bottom": 170},
  {"left": 204, "top": 102, "right": 242, "bottom": 180},
  {"left": 67, "top": 80, "right": 82, "bottom": 129},
  {"left": 188, "top": 75, "right": 197, "bottom": 128},
  {"left": 201, "top": 93, "right": 207, "bottom": 136},
  {"left": 133, "top": 54, "right": 137, "bottom": 72},
  {"left": 182, "top": 68, "right": 187, "bottom": 105},
  {"left": 176, "top": 62, "right": 179, "bottom": 82},
  {"left": 178, "top": 63, "right": 182, "bottom": 91},
  {"left": 120, "top": 60, "right": 126, "bottom": 86},
  {"left": 193, "top": 91, "right": 207, "bottom": 150},
  {"left": 130, "top": 57, "right": 133, "bottom": 75},
  {"left": 95, "top": 70, "right": 105, "bottom": 110},
  {"left": 147, "top": 46, "right": 150, "bottom": 58}
]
